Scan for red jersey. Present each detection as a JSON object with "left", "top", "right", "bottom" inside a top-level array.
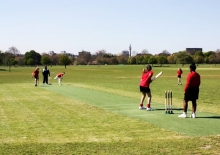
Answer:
[
  {"left": 140, "top": 70, "right": 153, "bottom": 88},
  {"left": 177, "top": 69, "right": 182, "bottom": 76},
  {"left": 57, "top": 73, "right": 64, "bottom": 78},
  {"left": 184, "top": 71, "right": 200, "bottom": 92},
  {"left": 33, "top": 69, "right": 39, "bottom": 77}
]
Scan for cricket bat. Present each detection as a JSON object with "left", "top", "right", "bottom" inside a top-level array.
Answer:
[{"left": 151, "top": 71, "right": 163, "bottom": 81}]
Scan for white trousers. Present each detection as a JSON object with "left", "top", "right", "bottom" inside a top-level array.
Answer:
[
  {"left": 54, "top": 76, "right": 62, "bottom": 85},
  {"left": 58, "top": 78, "right": 61, "bottom": 85}
]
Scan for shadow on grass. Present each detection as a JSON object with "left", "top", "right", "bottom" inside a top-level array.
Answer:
[
  {"left": 154, "top": 108, "right": 183, "bottom": 111},
  {"left": 196, "top": 116, "right": 220, "bottom": 119},
  {"left": 153, "top": 65, "right": 170, "bottom": 67},
  {"left": 0, "top": 69, "right": 6, "bottom": 71},
  {"left": 155, "top": 108, "right": 220, "bottom": 119}
]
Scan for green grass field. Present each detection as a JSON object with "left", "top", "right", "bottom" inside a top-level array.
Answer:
[{"left": 1, "top": 65, "right": 220, "bottom": 154}]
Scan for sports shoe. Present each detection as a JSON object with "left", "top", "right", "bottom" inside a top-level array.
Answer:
[
  {"left": 178, "top": 113, "right": 187, "bottom": 118},
  {"left": 190, "top": 113, "right": 196, "bottom": 118},
  {"left": 139, "top": 106, "right": 146, "bottom": 110},
  {"left": 146, "top": 107, "right": 154, "bottom": 111}
]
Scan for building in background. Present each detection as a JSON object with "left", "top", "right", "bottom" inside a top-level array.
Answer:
[
  {"left": 186, "top": 48, "right": 202, "bottom": 55},
  {"left": 121, "top": 50, "right": 129, "bottom": 57}
]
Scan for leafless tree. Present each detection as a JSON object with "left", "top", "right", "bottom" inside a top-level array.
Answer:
[
  {"left": 7, "top": 46, "right": 20, "bottom": 56},
  {"left": 158, "top": 50, "right": 170, "bottom": 57},
  {"left": 215, "top": 50, "right": 220, "bottom": 63},
  {"left": 142, "top": 49, "right": 149, "bottom": 54},
  {"left": 51, "top": 54, "right": 60, "bottom": 65},
  {"left": 132, "top": 51, "right": 136, "bottom": 56},
  {"left": 77, "top": 51, "right": 92, "bottom": 65}
]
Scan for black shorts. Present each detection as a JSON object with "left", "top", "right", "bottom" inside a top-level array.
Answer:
[
  {"left": 184, "top": 87, "right": 199, "bottom": 101},
  {"left": 34, "top": 75, "right": 39, "bottom": 80},
  {"left": 177, "top": 75, "right": 181, "bottom": 78},
  {"left": 140, "top": 86, "right": 150, "bottom": 93}
]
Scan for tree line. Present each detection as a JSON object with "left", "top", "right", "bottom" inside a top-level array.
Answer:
[{"left": 1, "top": 47, "right": 220, "bottom": 70}]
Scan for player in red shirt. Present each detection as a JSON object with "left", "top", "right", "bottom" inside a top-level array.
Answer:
[
  {"left": 177, "top": 68, "right": 183, "bottom": 85},
  {"left": 54, "top": 72, "right": 65, "bottom": 85},
  {"left": 139, "top": 65, "right": 154, "bottom": 111},
  {"left": 32, "top": 67, "right": 39, "bottom": 86},
  {"left": 178, "top": 63, "right": 200, "bottom": 118}
]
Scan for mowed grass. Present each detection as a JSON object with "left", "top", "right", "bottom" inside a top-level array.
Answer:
[{"left": 1, "top": 65, "right": 220, "bottom": 154}]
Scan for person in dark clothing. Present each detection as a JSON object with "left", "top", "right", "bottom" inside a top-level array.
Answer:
[{"left": 42, "top": 66, "right": 50, "bottom": 84}]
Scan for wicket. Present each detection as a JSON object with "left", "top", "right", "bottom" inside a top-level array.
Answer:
[{"left": 165, "top": 91, "right": 174, "bottom": 114}]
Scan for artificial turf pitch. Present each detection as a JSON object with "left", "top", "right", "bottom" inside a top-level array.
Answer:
[{"left": 42, "top": 83, "right": 220, "bottom": 137}]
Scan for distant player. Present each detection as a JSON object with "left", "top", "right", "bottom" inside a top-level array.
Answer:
[
  {"left": 32, "top": 67, "right": 39, "bottom": 86},
  {"left": 54, "top": 72, "right": 65, "bottom": 85},
  {"left": 177, "top": 68, "right": 183, "bottom": 85},
  {"left": 139, "top": 65, "right": 154, "bottom": 111}
]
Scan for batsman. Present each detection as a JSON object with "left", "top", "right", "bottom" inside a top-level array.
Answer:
[{"left": 139, "top": 65, "right": 154, "bottom": 111}]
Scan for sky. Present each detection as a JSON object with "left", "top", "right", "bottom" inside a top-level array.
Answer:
[{"left": 1, "top": 0, "right": 220, "bottom": 55}]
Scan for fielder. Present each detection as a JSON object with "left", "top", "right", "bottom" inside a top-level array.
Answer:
[
  {"left": 177, "top": 68, "right": 183, "bottom": 85},
  {"left": 54, "top": 72, "right": 65, "bottom": 85}
]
